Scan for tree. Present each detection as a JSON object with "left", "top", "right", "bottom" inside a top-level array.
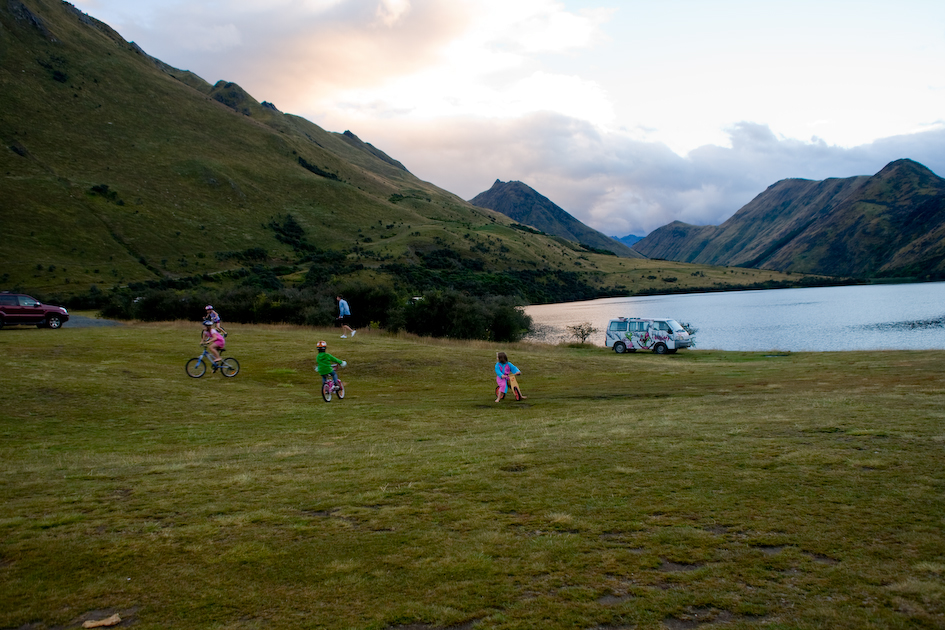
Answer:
[{"left": 566, "top": 322, "right": 598, "bottom": 344}]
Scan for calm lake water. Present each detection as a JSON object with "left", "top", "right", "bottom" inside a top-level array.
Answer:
[{"left": 525, "top": 282, "right": 945, "bottom": 352}]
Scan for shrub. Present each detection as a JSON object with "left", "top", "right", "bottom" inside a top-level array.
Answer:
[
  {"left": 332, "top": 283, "right": 401, "bottom": 329},
  {"left": 565, "top": 322, "right": 598, "bottom": 344},
  {"left": 403, "top": 290, "right": 531, "bottom": 342}
]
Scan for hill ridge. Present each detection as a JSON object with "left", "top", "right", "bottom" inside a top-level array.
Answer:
[
  {"left": 634, "top": 159, "right": 945, "bottom": 279},
  {"left": 470, "top": 179, "right": 642, "bottom": 258}
]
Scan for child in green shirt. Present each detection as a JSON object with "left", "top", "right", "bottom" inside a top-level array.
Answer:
[{"left": 315, "top": 340, "right": 345, "bottom": 389}]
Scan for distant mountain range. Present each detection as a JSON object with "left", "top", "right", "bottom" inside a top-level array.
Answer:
[
  {"left": 469, "top": 180, "right": 642, "bottom": 258},
  {"left": 612, "top": 234, "right": 644, "bottom": 247},
  {"left": 634, "top": 159, "right": 945, "bottom": 280}
]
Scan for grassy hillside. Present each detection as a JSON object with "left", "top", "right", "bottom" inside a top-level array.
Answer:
[
  {"left": 2, "top": 322, "right": 944, "bottom": 629},
  {"left": 1, "top": 0, "right": 822, "bottom": 315},
  {"left": 635, "top": 160, "right": 945, "bottom": 280},
  {"left": 0, "top": 0, "right": 486, "bottom": 288}
]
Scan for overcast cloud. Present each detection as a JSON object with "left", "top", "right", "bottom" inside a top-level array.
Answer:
[{"left": 70, "top": 0, "right": 945, "bottom": 236}]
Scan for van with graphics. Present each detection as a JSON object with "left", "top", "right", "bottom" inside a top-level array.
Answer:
[{"left": 605, "top": 317, "right": 692, "bottom": 354}]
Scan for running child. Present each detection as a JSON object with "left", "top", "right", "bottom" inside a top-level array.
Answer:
[
  {"left": 200, "top": 319, "right": 226, "bottom": 368},
  {"left": 494, "top": 351, "right": 526, "bottom": 402},
  {"left": 316, "top": 340, "right": 346, "bottom": 389}
]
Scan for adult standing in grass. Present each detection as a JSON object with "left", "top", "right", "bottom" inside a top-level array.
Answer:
[{"left": 336, "top": 296, "right": 356, "bottom": 338}]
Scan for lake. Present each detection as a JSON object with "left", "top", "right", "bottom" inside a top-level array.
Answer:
[{"left": 524, "top": 282, "right": 945, "bottom": 352}]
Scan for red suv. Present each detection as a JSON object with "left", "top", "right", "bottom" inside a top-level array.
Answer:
[{"left": 0, "top": 292, "right": 70, "bottom": 329}]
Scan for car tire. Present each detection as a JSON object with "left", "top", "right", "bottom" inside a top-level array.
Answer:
[
  {"left": 613, "top": 342, "right": 627, "bottom": 354},
  {"left": 46, "top": 315, "right": 63, "bottom": 329},
  {"left": 653, "top": 343, "right": 668, "bottom": 355}
]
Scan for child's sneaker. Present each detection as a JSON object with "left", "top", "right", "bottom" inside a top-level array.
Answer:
[
  {"left": 340, "top": 334, "right": 347, "bottom": 338},
  {"left": 351, "top": 330, "right": 356, "bottom": 337}
]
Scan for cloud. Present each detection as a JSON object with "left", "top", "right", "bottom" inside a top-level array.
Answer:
[
  {"left": 347, "top": 115, "right": 945, "bottom": 237},
  {"left": 374, "top": 0, "right": 410, "bottom": 26},
  {"left": 70, "top": 0, "right": 945, "bottom": 239},
  {"left": 95, "top": 0, "right": 612, "bottom": 123}
]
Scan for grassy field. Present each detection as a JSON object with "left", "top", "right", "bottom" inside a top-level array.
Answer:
[{"left": 1, "top": 319, "right": 944, "bottom": 629}]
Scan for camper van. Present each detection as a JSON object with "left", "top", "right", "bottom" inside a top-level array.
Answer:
[{"left": 605, "top": 317, "right": 692, "bottom": 354}]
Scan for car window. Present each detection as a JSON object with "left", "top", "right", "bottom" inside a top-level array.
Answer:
[
  {"left": 17, "top": 296, "right": 39, "bottom": 306},
  {"left": 609, "top": 321, "right": 628, "bottom": 332},
  {"left": 0, "top": 295, "right": 16, "bottom": 306},
  {"left": 656, "top": 321, "right": 670, "bottom": 331}
]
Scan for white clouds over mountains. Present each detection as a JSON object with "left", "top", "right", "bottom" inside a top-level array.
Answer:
[{"left": 72, "top": 0, "right": 945, "bottom": 235}]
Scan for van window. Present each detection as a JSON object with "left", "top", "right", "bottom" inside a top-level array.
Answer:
[
  {"left": 630, "top": 321, "right": 646, "bottom": 332},
  {"left": 656, "top": 321, "right": 670, "bottom": 331},
  {"left": 609, "top": 321, "right": 628, "bottom": 332}
]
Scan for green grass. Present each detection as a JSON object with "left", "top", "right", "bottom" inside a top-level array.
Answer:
[{"left": 2, "top": 322, "right": 944, "bottom": 629}]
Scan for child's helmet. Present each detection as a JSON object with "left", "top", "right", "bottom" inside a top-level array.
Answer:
[
  {"left": 316, "top": 340, "right": 327, "bottom": 349},
  {"left": 202, "top": 320, "right": 213, "bottom": 326},
  {"left": 205, "top": 305, "right": 213, "bottom": 310}
]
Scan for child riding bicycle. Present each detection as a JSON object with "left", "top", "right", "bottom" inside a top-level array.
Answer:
[
  {"left": 494, "top": 351, "right": 526, "bottom": 402},
  {"left": 200, "top": 320, "right": 226, "bottom": 367},
  {"left": 205, "top": 305, "right": 227, "bottom": 337},
  {"left": 315, "top": 340, "right": 346, "bottom": 390}
]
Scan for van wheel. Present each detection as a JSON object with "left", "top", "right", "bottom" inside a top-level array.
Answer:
[
  {"left": 613, "top": 342, "right": 627, "bottom": 354},
  {"left": 653, "top": 343, "right": 668, "bottom": 355}
]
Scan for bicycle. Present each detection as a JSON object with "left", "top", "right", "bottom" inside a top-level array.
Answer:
[
  {"left": 185, "top": 347, "right": 240, "bottom": 378},
  {"left": 495, "top": 373, "right": 524, "bottom": 401},
  {"left": 321, "top": 363, "right": 345, "bottom": 402}
]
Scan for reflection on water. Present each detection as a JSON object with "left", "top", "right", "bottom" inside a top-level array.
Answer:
[
  {"left": 859, "top": 316, "right": 945, "bottom": 331},
  {"left": 525, "top": 282, "right": 945, "bottom": 352}
]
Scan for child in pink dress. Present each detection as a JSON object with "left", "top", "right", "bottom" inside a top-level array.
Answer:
[
  {"left": 494, "top": 351, "right": 526, "bottom": 403},
  {"left": 201, "top": 320, "right": 226, "bottom": 366}
]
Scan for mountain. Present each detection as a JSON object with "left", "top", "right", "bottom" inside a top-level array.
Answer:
[
  {"left": 633, "top": 160, "right": 945, "bottom": 279},
  {"left": 613, "top": 234, "right": 644, "bottom": 247},
  {"left": 0, "top": 0, "right": 818, "bottom": 309},
  {"left": 0, "top": 0, "right": 629, "bottom": 301},
  {"left": 469, "top": 180, "right": 643, "bottom": 258}
]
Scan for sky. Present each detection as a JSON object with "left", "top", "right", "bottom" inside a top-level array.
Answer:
[{"left": 70, "top": 0, "right": 945, "bottom": 236}]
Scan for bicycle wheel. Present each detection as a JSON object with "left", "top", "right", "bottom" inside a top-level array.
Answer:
[
  {"left": 495, "top": 385, "right": 504, "bottom": 401},
  {"left": 512, "top": 386, "right": 522, "bottom": 401},
  {"left": 220, "top": 357, "right": 240, "bottom": 377},
  {"left": 322, "top": 381, "right": 333, "bottom": 402},
  {"left": 336, "top": 382, "right": 345, "bottom": 400},
  {"left": 186, "top": 357, "right": 206, "bottom": 378}
]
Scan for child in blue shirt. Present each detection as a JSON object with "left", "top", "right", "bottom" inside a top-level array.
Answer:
[{"left": 494, "top": 351, "right": 526, "bottom": 402}]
